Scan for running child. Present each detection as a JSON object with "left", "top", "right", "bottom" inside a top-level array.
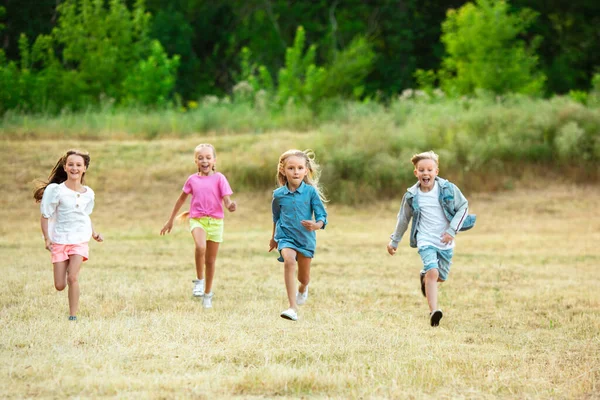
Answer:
[
  {"left": 160, "top": 143, "right": 236, "bottom": 308},
  {"left": 34, "top": 149, "right": 104, "bottom": 321},
  {"left": 387, "top": 150, "right": 475, "bottom": 327},
  {"left": 269, "top": 149, "right": 328, "bottom": 321}
]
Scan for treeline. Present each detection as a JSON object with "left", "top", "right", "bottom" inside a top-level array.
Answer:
[{"left": 0, "top": 0, "right": 599, "bottom": 114}]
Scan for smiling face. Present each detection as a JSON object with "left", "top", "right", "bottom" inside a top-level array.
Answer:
[
  {"left": 195, "top": 147, "right": 216, "bottom": 176},
  {"left": 63, "top": 154, "right": 87, "bottom": 183},
  {"left": 281, "top": 155, "right": 309, "bottom": 190},
  {"left": 414, "top": 158, "right": 439, "bottom": 192}
]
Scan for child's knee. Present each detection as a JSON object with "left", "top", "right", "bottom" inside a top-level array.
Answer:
[
  {"left": 67, "top": 275, "right": 79, "bottom": 286},
  {"left": 284, "top": 259, "right": 296, "bottom": 270},
  {"left": 298, "top": 275, "right": 310, "bottom": 286},
  {"left": 425, "top": 268, "right": 439, "bottom": 280},
  {"left": 195, "top": 244, "right": 206, "bottom": 253},
  {"left": 55, "top": 283, "right": 66, "bottom": 291}
]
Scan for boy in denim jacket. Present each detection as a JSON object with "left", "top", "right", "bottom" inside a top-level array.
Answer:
[{"left": 387, "top": 151, "right": 475, "bottom": 327}]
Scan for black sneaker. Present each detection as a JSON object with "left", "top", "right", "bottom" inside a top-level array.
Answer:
[
  {"left": 420, "top": 272, "right": 426, "bottom": 297},
  {"left": 430, "top": 310, "right": 443, "bottom": 327}
]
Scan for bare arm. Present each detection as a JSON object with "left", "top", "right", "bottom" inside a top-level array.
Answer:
[
  {"left": 269, "top": 222, "right": 277, "bottom": 252},
  {"left": 91, "top": 221, "right": 104, "bottom": 242},
  {"left": 160, "top": 192, "right": 189, "bottom": 235},
  {"left": 223, "top": 195, "right": 237, "bottom": 212},
  {"left": 40, "top": 216, "right": 52, "bottom": 251}
]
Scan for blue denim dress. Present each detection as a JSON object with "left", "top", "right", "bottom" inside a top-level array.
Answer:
[{"left": 272, "top": 182, "right": 328, "bottom": 261}]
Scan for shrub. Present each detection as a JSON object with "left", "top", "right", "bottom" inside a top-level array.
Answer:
[{"left": 439, "top": 0, "right": 545, "bottom": 96}]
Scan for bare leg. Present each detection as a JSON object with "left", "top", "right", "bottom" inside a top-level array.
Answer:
[
  {"left": 191, "top": 228, "right": 207, "bottom": 279},
  {"left": 281, "top": 248, "right": 298, "bottom": 310},
  {"left": 66, "top": 255, "right": 84, "bottom": 317},
  {"left": 53, "top": 261, "right": 68, "bottom": 291},
  {"left": 425, "top": 268, "right": 440, "bottom": 312},
  {"left": 297, "top": 253, "right": 311, "bottom": 294},
  {"left": 204, "top": 241, "right": 220, "bottom": 294}
]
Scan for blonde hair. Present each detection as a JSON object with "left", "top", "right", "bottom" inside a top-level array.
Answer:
[
  {"left": 194, "top": 143, "right": 217, "bottom": 172},
  {"left": 33, "top": 149, "right": 91, "bottom": 202},
  {"left": 276, "top": 149, "right": 327, "bottom": 202},
  {"left": 411, "top": 150, "right": 439, "bottom": 167}
]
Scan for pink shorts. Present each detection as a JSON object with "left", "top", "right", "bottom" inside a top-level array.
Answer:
[{"left": 51, "top": 242, "right": 89, "bottom": 264}]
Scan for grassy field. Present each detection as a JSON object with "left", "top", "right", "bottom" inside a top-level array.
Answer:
[{"left": 1, "top": 139, "right": 599, "bottom": 399}]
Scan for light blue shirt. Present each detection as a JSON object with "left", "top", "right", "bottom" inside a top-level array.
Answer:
[{"left": 272, "top": 181, "right": 327, "bottom": 257}]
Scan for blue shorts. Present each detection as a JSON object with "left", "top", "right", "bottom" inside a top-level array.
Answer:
[{"left": 418, "top": 246, "right": 454, "bottom": 281}]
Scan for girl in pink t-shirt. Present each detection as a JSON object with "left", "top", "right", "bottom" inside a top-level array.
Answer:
[{"left": 160, "top": 144, "right": 236, "bottom": 308}]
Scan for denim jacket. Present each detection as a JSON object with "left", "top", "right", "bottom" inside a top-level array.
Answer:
[{"left": 389, "top": 177, "right": 476, "bottom": 249}]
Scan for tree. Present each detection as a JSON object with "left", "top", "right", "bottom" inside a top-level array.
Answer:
[{"left": 439, "top": 0, "right": 546, "bottom": 96}]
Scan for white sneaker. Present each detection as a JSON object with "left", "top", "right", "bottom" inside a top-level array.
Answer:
[
  {"left": 296, "top": 285, "right": 309, "bottom": 305},
  {"left": 280, "top": 308, "right": 298, "bottom": 321},
  {"left": 203, "top": 292, "right": 213, "bottom": 308},
  {"left": 192, "top": 279, "right": 205, "bottom": 297}
]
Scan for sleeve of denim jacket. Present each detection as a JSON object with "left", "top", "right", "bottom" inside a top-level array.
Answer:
[
  {"left": 446, "top": 184, "right": 469, "bottom": 237},
  {"left": 389, "top": 193, "right": 412, "bottom": 248},
  {"left": 310, "top": 187, "right": 328, "bottom": 229}
]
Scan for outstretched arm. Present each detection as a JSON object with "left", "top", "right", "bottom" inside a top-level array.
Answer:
[{"left": 160, "top": 192, "right": 189, "bottom": 235}]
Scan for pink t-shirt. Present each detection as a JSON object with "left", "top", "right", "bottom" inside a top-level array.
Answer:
[{"left": 183, "top": 173, "right": 233, "bottom": 219}]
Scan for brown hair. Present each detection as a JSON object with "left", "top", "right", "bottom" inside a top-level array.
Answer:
[{"left": 33, "top": 149, "right": 91, "bottom": 202}]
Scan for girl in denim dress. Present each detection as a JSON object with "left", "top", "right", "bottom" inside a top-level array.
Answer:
[{"left": 269, "top": 149, "right": 328, "bottom": 321}]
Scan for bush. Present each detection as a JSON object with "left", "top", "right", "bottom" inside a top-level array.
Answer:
[{"left": 439, "top": 0, "right": 545, "bottom": 96}]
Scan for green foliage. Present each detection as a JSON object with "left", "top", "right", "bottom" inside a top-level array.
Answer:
[
  {"left": 276, "top": 26, "right": 326, "bottom": 106},
  {"left": 235, "top": 27, "right": 375, "bottom": 109},
  {"left": 0, "top": 0, "right": 179, "bottom": 113},
  {"left": 439, "top": 0, "right": 546, "bottom": 96},
  {"left": 589, "top": 73, "right": 600, "bottom": 107},
  {"left": 52, "top": 0, "right": 152, "bottom": 100},
  {"left": 319, "top": 36, "right": 376, "bottom": 100},
  {"left": 568, "top": 90, "right": 588, "bottom": 105},
  {"left": 4, "top": 95, "right": 598, "bottom": 202},
  {"left": 122, "top": 40, "right": 180, "bottom": 107},
  {"left": 414, "top": 69, "right": 437, "bottom": 95},
  {"left": 0, "top": 6, "right": 5, "bottom": 33}
]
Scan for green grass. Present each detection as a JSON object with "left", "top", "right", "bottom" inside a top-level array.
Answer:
[
  {"left": 2, "top": 95, "right": 598, "bottom": 204},
  {"left": 1, "top": 139, "right": 599, "bottom": 398}
]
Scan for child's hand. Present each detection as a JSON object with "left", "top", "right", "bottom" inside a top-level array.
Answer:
[
  {"left": 387, "top": 244, "right": 397, "bottom": 255},
  {"left": 227, "top": 201, "right": 237, "bottom": 212},
  {"left": 44, "top": 238, "right": 53, "bottom": 252},
  {"left": 301, "top": 220, "right": 323, "bottom": 231},
  {"left": 160, "top": 221, "right": 173, "bottom": 235},
  {"left": 441, "top": 233, "right": 454, "bottom": 245},
  {"left": 92, "top": 232, "right": 104, "bottom": 242},
  {"left": 268, "top": 238, "right": 277, "bottom": 252}
]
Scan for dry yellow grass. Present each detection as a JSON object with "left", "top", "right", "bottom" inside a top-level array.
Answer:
[{"left": 1, "top": 139, "right": 599, "bottom": 399}]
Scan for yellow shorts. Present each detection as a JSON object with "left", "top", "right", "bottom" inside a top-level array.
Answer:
[{"left": 189, "top": 217, "right": 224, "bottom": 242}]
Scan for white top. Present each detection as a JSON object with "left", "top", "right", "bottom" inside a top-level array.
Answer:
[
  {"left": 40, "top": 182, "right": 95, "bottom": 244},
  {"left": 417, "top": 182, "right": 454, "bottom": 250}
]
